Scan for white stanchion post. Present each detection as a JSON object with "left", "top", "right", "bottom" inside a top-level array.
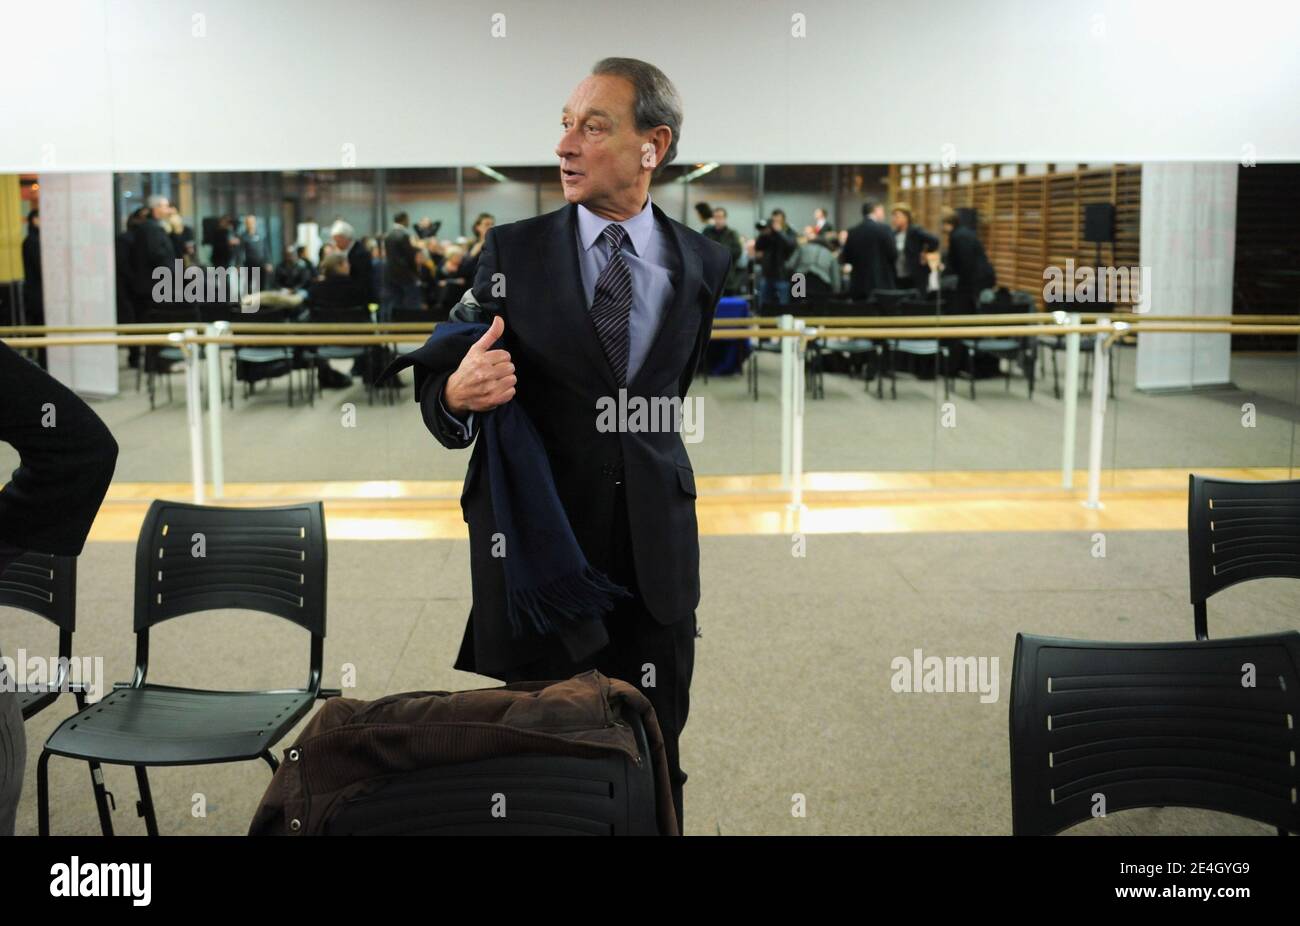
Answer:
[
  {"left": 1061, "top": 312, "right": 1081, "bottom": 488},
  {"left": 1083, "top": 318, "right": 1112, "bottom": 510},
  {"left": 178, "top": 330, "right": 205, "bottom": 504},
  {"left": 205, "top": 322, "right": 226, "bottom": 498},
  {"left": 790, "top": 322, "right": 808, "bottom": 511},
  {"left": 779, "top": 313, "right": 794, "bottom": 487}
]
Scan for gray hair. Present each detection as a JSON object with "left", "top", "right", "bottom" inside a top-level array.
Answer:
[
  {"left": 330, "top": 219, "right": 355, "bottom": 241},
  {"left": 591, "top": 57, "right": 681, "bottom": 173},
  {"left": 146, "top": 194, "right": 169, "bottom": 208}
]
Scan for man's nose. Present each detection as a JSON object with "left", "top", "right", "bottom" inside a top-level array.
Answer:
[{"left": 555, "top": 126, "right": 581, "bottom": 160}]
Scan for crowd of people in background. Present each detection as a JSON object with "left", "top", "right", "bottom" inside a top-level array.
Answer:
[
  {"left": 23, "top": 193, "right": 997, "bottom": 390},
  {"left": 103, "top": 197, "right": 483, "bottom": 389},
  {"left": 694, "top": 198, "right": 996, "bottom": 314}
]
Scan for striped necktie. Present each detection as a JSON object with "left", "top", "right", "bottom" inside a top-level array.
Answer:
[{"left": 589, "top": 222, "right": 633, "bottom": 385}]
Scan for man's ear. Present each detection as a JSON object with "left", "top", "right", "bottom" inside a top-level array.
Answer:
[{"left": 641, "top": 142, "right": 657, "bottom": 169}]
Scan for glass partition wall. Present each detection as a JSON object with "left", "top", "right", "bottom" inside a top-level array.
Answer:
[{"left": 14, "top": 161, "right": 1292, "bottom": 499}]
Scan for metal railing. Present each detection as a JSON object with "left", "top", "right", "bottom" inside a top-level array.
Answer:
[{"left": 3, "top": 315, "right": 1297, "bottom": 512}]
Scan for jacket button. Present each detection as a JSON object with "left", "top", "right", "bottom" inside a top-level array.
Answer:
[
  {"left": 288, "top": 749, "right": 299, "bottom": 762},
  {"left": 289, "top": 818, "right": 302, "bottom": 832}
]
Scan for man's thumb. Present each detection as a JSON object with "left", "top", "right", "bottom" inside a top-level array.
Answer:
[{"left": 472, "top": 314, "right": 504, "bottom": 351}]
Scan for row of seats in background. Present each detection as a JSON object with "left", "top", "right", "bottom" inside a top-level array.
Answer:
[
  {"left": 3, "top": 475, "right": 1297, "bottom": 835},
  {"left": 719, "top": 285, "right": 1116, "bottom": 402},
  {"left": 131, "top": 299, "right": 440, "bottom": 411}
]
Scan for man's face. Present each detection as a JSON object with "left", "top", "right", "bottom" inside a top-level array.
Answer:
[
  {"left": 331, "top": 234, "right": 349, "bottom": 251},
  {"left": 245, "top": 215, "right": 257, "bottom": 233},
  {"left": 556, "top": 74, "right": 651, "bottom": 211},
  {"left": 151, "top": 198, "right": 170, "bottom": 220},
  {"left": 712, "top": 210, "right": 727, "bottom": 229},
  {"left": 891, "top": 210, "right": 908, "bottom": 231},
  {"left": 871, "top": 205, "right": 885, "bottom": 222},
  {"left": 771, "top": 212, "right": 785, "bottom": 230}
]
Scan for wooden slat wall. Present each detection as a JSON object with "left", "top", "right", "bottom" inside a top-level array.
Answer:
[{"left": 889, "top": 164, "right": 1142, "bottom": 308}]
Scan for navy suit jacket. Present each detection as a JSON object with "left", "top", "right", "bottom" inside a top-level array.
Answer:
[{"left": 400, "top": 201, "right": 730, "bottom": 678}]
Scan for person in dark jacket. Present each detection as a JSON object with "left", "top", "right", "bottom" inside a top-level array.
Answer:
[
  {"left": 272, "top": 245, "right": 312, "bottom": 291},
  {"left": 940, "top": 208, "right": 996, "bottom": 313},
  {"left": 130, "top": 196, "right": 179, "bottom": 321},
  {"left": 115, "top": 207, "right": 150, "bottom": 369},
  {"left": 701, "top": 207, "right": 744, "bottom": 295},
  {"left": 381, "top": 212, "right": 421, "bottom": 318},
  {"left": 753, "top": 208, "right": 796, "bottom": 308},
  {"left": 839, "top": 200, "right": 898, "bottom": 300},
  {"left": 0, "top": 339, "right": 119, "bottom": 835},
  {"left": 458, "top": 212, "right": 495, "bottom": 294},
  {"left": 210, "top": 214, "right": 237, "bottom": 269},
  {"left": 20, "top": 211, "right": 44, "bottom": 368},
  {"left": 889, "top": 202, "right": 940, "bottom": 291},
  {"left": 329, "top": 220, "right": 374, "bottom": 305}
]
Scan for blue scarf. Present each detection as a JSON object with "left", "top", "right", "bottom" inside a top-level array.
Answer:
[{"left": 380, "top": 322, "right": 630, "bottom": 645}]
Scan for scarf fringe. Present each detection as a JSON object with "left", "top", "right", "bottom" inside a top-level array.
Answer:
[{"left": 506, "top": 565, "right": 632, "bottom": 637}]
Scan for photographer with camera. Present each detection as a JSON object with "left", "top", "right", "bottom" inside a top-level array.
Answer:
[{"left": 752, "top": 208, "right": 796, "bottom": 309}]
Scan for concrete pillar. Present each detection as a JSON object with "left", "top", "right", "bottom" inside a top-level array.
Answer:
[
  {"left": 1135, "top": 162, "right": 1237, "bottom": 391},
  {"left": 39, "top": 172, "right": 118, "bottom": 396}
]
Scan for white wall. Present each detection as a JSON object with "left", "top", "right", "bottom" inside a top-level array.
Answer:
[{"left": 6, "top": 0, "right": 1300, "bottom": 171}]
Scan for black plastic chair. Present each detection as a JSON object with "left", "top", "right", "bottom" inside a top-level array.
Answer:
[
  {"left": 322, "top": 708, "right": 660, "bottom": 835},
  {"left": 962, "top": 289, "right": 1037, "bottom": 399},
  {"left": 304, "top": 304, "right": 384, "bottom": 406},
  {"left": 36, "top": 500, "right": 340, "bottom": 835},
  {"left": 138, "top": 305, "right": 201, "bottom": 410},
  {"left": 1009, "top": 631, "right": 1300, "bottom": 836},
  {"left": 0, "top": 552, "right": 115, "bottom": 833},
  {"left": 228, "top": 307, "right": 309, "bottom": 409},
  {"left": 1188, "top": 474, "right": 1300, "bottom": 641}
]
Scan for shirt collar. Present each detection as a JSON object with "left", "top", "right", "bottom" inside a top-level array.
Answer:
[{"left": 577, "top": 193, "right": 654, "bottom": 257}]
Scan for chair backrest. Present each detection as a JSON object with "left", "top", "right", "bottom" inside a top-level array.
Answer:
[
  {"left": 307, "top": 304, "right": 371, "bottom": 324},
  {"left": 0, "top": 551, "right": 76, "bottom": 632},
  {"left": 1188, "top": 474, "right": 1300, "bottom": 638},
  {"left": 1009, "top": 631, "right": 1300, "bottom": 835},
  {"left": 867, "top": 288, "right": 920, "bottom": 308},
  {"left": 134, "top": 499, "right": 326, "bottom": 637}
]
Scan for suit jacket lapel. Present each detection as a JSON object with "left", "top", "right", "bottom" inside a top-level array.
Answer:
[
  {"left": 545, "top": 203, "right": 619, "bottom": 391},
  {"left": 629, "top": 202, "right": 702, "bottom": 393}
]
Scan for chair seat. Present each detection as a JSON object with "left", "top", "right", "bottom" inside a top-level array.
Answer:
[
  {"left": 892, "top": 339, "right": 942, "bottom": 356},
  {"left": 43, "top": 684, "right": 316, "bottom": 766},
  {"left": 964, "top": 338, "right": 1021, "bottom": 351},
  {"left": 236, "top": 347, "right": 292, "bottom": 363},
  {"left": 826, "top": 338, "right": 876, "bottom": 353},
  {"left": 313, "top": 347, "right": 365, "bottom": 359},
  {"left": 159, "top": 347, "right": 185, "bottom": 362}
]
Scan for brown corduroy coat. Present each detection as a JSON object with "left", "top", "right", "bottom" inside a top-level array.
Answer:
[{"left": 248, "top": 671, "right": 677, "bottom": 836}]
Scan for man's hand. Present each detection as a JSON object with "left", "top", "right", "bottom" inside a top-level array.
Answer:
[{"left": 443, "top": 315, "right": 516, "bottom": 414}]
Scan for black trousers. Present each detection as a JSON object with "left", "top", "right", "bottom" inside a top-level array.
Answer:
[{"left": 496, "top": 483, "right": 697, "bottom": 834}]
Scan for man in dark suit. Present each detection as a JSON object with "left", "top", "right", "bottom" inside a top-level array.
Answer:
[
  {"left": 381, "top": 212, "right": 421, "bottom": 318},
  {"left": 890, "top": 202, "right": 940, "bottom": 291},
  {"left": 131, "top": 196, "right": 179, "bottom": 318},
  {"left": 329, "top": 220, "right": 374, "bottom": 305},
  {"left": 940, "top": 208, "right": 996, "bottom": 312},
  {"left": 411, "top": 57, "right": 729, "bottom": 832},
  {"left": 839, "top": 200, "right": 897, "bottom": 300}
]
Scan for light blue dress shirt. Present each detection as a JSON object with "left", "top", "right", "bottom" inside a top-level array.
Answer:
[{"left": 442, "top": 193, "right": 679, "bottom": 439}]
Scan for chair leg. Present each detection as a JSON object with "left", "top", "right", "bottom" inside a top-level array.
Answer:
[
  {"left": 73, "top": 691, "right": 117, "bottom": 835},
  {"left": 37, "top": 749, "right": 52, "bottom": 835},
  {"left": 1052, "top": 348, "right": 1060, "bottom": 399},
  {"left": 134, "top": 766, "right": 160, "bottom": 836},
  {"left": 88, "top": 762, "right": 116, "bottom": 836},
  {"left": 968, "top": 349, "right": 976, "bottom": 400},
  {"left": 261, "top": 750, "right": 280, "bottom": 773}
]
